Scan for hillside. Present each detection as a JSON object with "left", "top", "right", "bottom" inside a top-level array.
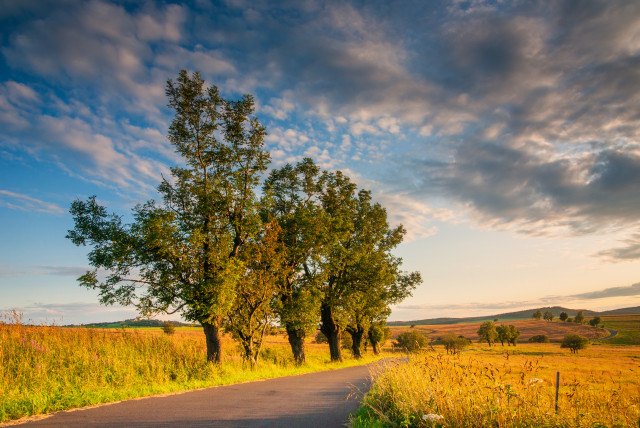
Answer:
[
  {"left": 68, "top": 319, "right": 196, "bottom": 328},
  {"left": 388, "top": 305, "right": 639, "bottom": 326}
]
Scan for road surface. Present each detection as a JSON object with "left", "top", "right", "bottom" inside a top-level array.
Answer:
[{"left": 8, "top": 363, "right": 382, "bottom": 428}]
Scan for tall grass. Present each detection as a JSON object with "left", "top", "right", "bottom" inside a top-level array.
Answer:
[
  {"left": 0, "top": 317, "right": 386, "bottom": 423},
  {"left": 352, "top": 345, "right": 640, "bottom": 427}
]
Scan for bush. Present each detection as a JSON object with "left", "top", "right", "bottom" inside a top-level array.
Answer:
[
  {"left": 394, "top": 330, "right": 429, "bottom": 352},
  {"left": 162, "top": 321, "right": 175, "bottom": 335},
  {"left": 439, "top": 333, "right": 470, "bottom": 354},
  {"left": 561, "top": 333, "right": 589, "bottom": 353},
  {"left": 528, "top": 334, "right": 549, "bottom": 343},
  {"left": 314, "top": 330, "right": 327, "bottom": 343}
]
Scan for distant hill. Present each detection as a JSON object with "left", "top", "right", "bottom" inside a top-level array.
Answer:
[
  {"left": 68, "top": 319, "right": 196, "bottom": 328},
  {"left": 388, "top": 305, "right": 640, "bottom": 326}
]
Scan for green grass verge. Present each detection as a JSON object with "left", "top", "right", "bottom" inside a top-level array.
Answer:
[{"left": 1, "top": 323, "right": 388, "bottom": 423}]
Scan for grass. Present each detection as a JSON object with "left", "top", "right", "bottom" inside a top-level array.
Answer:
[
  {"left": 598, "top": 314, "right": 640, "bottom": 345},
  {"left": 351, "top": 343, "right": 640, "bottom": 427},
  {"left": 0, "top": 318, "right": 389, "bottom": 423}
]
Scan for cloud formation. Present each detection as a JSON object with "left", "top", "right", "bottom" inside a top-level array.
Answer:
[{"left": 2, "top": 0, "right": 640, "bottom": 262}]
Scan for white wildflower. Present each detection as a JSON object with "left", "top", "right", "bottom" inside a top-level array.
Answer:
[
  {"left": 422, "top": 414, "right": 444, "bottom": 422},
  {"left": 528, "top": 378, "right": 544, "bottom": 386}
]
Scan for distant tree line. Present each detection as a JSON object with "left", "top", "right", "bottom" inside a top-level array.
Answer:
[{"left": 67, "top": 70, "right": 421, "bottom": 366}]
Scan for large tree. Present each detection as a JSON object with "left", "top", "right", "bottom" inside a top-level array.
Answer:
[
  {"left": 263, "top": 159, "right": 326, "bottom": 364},
  {"left": 66, "top": 70, "right": 270, "bottom": 363},
  {"left": 316, "top": 179, "right": 420, "bottom": 361}
]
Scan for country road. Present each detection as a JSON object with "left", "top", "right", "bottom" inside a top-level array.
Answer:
[{"left": 7, "top": 362, "right": 385, "bottom": 428}]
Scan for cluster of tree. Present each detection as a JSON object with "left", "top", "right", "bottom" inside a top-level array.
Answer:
[
  {"left": 67, "top": 71, "right": 421, "bottom": 366},
  {"left": 393, "top": 330, "right": 430, "bottom": 352},
  {"left": 477, "top": 321, "right": 520, "bottom": 347},
  {"left": 439, "top": 333, "right": 471, "bottom": 354}
]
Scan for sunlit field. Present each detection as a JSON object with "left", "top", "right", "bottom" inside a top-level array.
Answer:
[
  {"left": 599, "top": 314, "right": 640, "bottom": 345},
  {"left": 0, "top": 319, "right": 388, "bottom": 423},
  {"left": 352, "top": 342, "right": 640, "bottom": 427}
]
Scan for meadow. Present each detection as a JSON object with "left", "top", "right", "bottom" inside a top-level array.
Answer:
[
  {"left": 353, "top": 318, "right": 640, "bottom": 427},
  {"left": 0, "top": 317, "right": 388, "bottom": 423},
  {"left": 599, "top": 314, "right": 640, "bottom": 345}
]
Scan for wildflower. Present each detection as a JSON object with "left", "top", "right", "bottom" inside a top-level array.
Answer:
[
  {"left": 422, "top": 414, "right": 444, "bottom": 422},
  {"left": 528, "top": 378, "right": 544, "bottom": 386}
]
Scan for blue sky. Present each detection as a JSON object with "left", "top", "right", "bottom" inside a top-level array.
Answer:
[{"left": 1, "top": 0, "right": 640, "bottom": 324}]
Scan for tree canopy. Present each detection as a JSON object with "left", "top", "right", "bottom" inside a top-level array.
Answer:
[{"left": 67, "top": 70, "right": 420, "bottom": 365}]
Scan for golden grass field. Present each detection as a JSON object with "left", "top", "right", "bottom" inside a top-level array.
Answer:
[
  {"left": 353, "top": 342, "right": 640, "bottom": 427},
  {"left": 353, "top": 316, "right": 640, "bottom": 427}
]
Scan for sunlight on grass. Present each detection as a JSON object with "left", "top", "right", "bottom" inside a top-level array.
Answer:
[
  {"left": 352, "top": 343, "right": 640, "bottom": 427},
  {"left": 0, "top": 319, "right": 389, "bottom": 423}
]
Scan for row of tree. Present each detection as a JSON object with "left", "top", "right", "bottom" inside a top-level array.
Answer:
[
  {"left": 67, "top": 71, "right": 421, "bottom": 366},
  {"left": 477, "top": 321, "right": 521, "bottom": 346},
  {"left": 533, "top": 310, "right": 600, "bottom": 326}
]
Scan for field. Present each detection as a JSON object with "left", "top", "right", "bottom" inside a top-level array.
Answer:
[
  {"left": 354, "top": 315, "right": 640, "bottom": 427},
  {"left": 599, "top": 314, "right": 640, "bottom": 345},
  {"left": 0, "top": 320, "right": 387, "bottom": 424},
  {"left": 352, "top": 343, "right": 640, "bottom": 427},
  {"left": 388, "top": 319, "right": 609, "bottom": 343}
]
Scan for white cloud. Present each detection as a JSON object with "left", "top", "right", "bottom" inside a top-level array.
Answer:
[{"left": 0, "top": 191, "right": 65, "bottom": 214}]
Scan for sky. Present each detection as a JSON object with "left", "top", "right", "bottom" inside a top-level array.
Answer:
[{"left": 1, "top": 0, "right": 640, "bottom": 325}]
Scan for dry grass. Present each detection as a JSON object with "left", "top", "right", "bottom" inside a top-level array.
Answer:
[
  {"left": 0, "top": 320, "right": 387, "bottom": 423},
  {"left": 352, "top": 343, "right": 640, "bottom": 427}
]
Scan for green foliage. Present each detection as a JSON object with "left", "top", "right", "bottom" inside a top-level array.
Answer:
[
  {"left": 574, "top": 311, "right": 585, "bottom": 324},
  {"left": 528, "top": 334, "right": 549, "bottom": 343},
  {"left": 162, "top": 322, "right": 175, "bottom": 335},
  {"left": 559, "top": 312, "right": 568, "bottom": 322},
  {"left": 507, "top": 325, "right": 520, "bottom": 346},
  {"left": 561, "top": 333, "right": 589, "bottom": 353},
  {"left": 532, "top": 310, "right": 543, "bottom": 320},
  {"left": 439, "top": 333, "right": 470, "bottom": 354},
  {"left": 477, "top": 321, "right": 498, "bottom": 346},
  {"left": 394, "top": 330, "right": 429, "bottom": 352},
  {"left": 543, "top": 311, "right": 554, "bottom": 322}
]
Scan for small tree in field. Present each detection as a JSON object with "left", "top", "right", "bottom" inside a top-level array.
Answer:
[
  {"left": 589, "top": 316, "right": 601, "bottom": 327},
  {"left": 528, "top": 334, "right": 549, "bottom": 343},
  {"left": 574, "top": 311, "right": 585, "bottom": 324},
  {"left": 543, "top": 311, "right": 554, "bottom": 322},
  {"left": 162, "top": 321, "right": 175, "bottom": 335},
  {"left": 395, "top": 330, "right": 428, "bottom": 352},
  {"left": 440, "top": 333, "right": 470, "bottom": 354},
  {"left": 477, "top": 321, "right": 497, "bottom": 346},
  {"left": 559, "top": 312, "right": 568, "bottom": 322},
  {"left": 532, "top": 310, "right": 542, "bottom": 320},
  {"left": 507, "top": 325, "right": 520, "bottom": 346},
  {"left": 496, "top": 325, "right": 509, "bottom": 346},
  {"left": 561, "top": 333, "right": 589, "bottom": 353}
]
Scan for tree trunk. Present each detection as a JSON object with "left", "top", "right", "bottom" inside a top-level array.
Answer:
[
  {"left": 346, "top": 324, "right": 365, "bottom": 359},
  {"left": 286, "top": 326, "right": 307, "bottom": 365},
  {"left": 202, "top": 320, "right": 222, "bottom": 364},
  {"left": 320, "top": 302, "right": 342, "bottom": 362}
]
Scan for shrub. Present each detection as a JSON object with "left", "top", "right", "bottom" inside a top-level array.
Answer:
[
  {"left": 589, "top": 316, "right": 601, "bottom": 327},
  {"left": 162, "top": 322, "right": 175, "bottom": 335},
  {"left": 394, "top": 330, "right": 428, "bottom": 352},
  {"left": 528, "top": 334, "right": 549, "bottom": 343},
  {"left": 439, "top": 333, "right": 470, "bottom": 354},
  {"left": 561, "top": 333, "right": 589, "bottom": 353}
]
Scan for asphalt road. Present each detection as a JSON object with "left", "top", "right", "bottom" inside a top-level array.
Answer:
[{"left": 10, "top": 363, "right": 379, "bottom": 428}]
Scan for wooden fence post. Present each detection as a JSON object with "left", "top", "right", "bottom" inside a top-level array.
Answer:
[{"left": 555, "top": 371, "right": 560, "bottom": 413}]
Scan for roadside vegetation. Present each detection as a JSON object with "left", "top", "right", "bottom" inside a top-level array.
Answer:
[
  {"left": 0, "top": 318, "right": 391, "bottom": 423},
  {"left": 352, "top": 342, "right": 640, "bottom": 427}
]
